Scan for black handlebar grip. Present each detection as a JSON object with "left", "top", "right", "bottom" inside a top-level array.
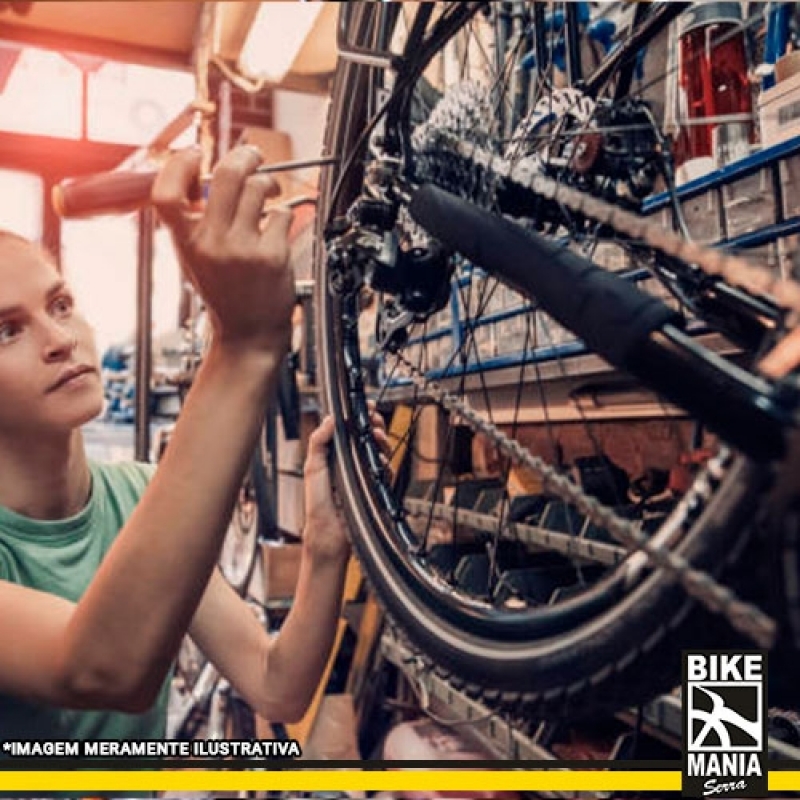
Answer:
[
  {"left": 52, "top": 170, "right": 159, "bottom": 219},
  {"left": 409, "top": 184, "right": 681, "bottom": 372}
]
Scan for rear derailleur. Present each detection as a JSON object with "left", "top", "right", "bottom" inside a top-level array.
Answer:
[{"left": 325, "top": 155, "right": 453, "bottom": 352}]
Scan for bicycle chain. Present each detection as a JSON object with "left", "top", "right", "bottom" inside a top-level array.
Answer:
[
  {"left": 379, "top": 127, "right": 800, "bottom": 646},
  {"left": 420, "top": 132, "right": 800, "bottom": 323},
  {"left": 390, "top": 350, "right": 777, "bottom": 648}
]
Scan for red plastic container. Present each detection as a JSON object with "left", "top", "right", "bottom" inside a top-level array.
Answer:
[{"left": 675, "top": 2, "right": 754, "bottom": 174}]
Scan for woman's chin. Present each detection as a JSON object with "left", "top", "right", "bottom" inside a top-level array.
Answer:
[{"left": 59, "top": 394, "right": 106, "bottom": 431}]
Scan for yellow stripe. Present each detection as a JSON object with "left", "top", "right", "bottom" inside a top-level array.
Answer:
[
  {"left": 770, "top": 772, "right": 800, "bottom": 790},
  {"left": 0, "top": 770, "right": 682, "bottom": 792},
  {"left": 0, "top": 770, "right": 796, "bottom": 792}
]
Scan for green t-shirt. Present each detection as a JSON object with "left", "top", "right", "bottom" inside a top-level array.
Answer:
[{"left": 0, "top": 460, "right": 171, "bottom": 741}]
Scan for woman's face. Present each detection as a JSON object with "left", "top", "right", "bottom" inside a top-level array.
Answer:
[{"left": 0, "top": 237, "right": 103, "bottom": 436}]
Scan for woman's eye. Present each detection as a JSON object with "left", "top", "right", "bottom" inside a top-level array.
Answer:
[
  {"left": 51, "top": 296, "right": 74, "bottom": 317},
  {"left": 0, "top": 322, "right": 21, "bottom": 344}
]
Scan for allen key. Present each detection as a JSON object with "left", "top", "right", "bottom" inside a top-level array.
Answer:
[
  {"left": 200, "top": 155, "right": 339, "bottom": 185},
  {"left": 254, "top": 155, "right": 339, "bottom": 175}
]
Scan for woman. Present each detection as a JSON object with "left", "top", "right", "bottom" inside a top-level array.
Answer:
[{"left": 0, "top": 144, "right": 381, "bottom": 739}]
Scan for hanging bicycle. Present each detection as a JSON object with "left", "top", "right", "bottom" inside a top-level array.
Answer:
[{"left": 315, "top": 1, "right": 800, "bottom": 718}]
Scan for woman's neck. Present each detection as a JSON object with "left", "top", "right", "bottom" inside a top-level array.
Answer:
[{"left": 0, "top": 429, "right": 92, "bottom": 520}]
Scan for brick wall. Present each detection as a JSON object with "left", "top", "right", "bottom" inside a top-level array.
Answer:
[{"left": 209, "top": 74, "right": 274, "bottom": 155}]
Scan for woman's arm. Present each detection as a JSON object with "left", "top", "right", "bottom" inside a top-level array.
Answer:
[
  {"left": 189, "top": 413, "right": 389, "bottom": 723},
  {"left": 0, "top": 146, "right": 296, "bottom": 711}
]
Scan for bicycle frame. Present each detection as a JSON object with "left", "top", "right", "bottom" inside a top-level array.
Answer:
[{"left": 408, "top": 184, "right": 798, "bottom": 463}]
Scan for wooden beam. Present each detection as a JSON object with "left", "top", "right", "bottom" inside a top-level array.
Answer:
[
  {"left": 216, "top": 1, "right": 260, "bottom": 63},
  {"left": 0, "top": 131, "right": 135, "bottom": 179},
  {"left": 0, "top": 26, "right": 193, "bottom": 71},
  {"left": 209, "top": 56, "right": 333, "bottom": 97}
]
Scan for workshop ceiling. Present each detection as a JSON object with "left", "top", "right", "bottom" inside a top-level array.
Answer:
[
  {"left": 0, "top": 1, "right": 338, "bottom": 91},
  {"left": 0, "top": 2, "right": 203, "bottom": 68}
]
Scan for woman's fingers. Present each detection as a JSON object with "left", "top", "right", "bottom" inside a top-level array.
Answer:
[
  {"left": 312, "top": 415, "right": 336, "bottom": 447},
  {"left": 305, "top": 408, "right": 388, "bottom": 475},
  {"left": 203, "top": 146, "right": 264, "bottom": 233},
  {"left": 154, "top": 146, "right": 281, "bottom": 240},
  {"left": 235, "top": 173, "right": 282, "bottom": 233},
  {"left": 364, "top": 402, "right": 390, "bottom": 461},
  {"left": 260, "top": 205, "right": 294, "bottom": 250},
  {"left": 305, "top": 415, "right": 335, "bottom": 475},
  {"left": 152, "top": 148, "right": 203, "bottom": 243},
  {"left": 373, "top": 428, "right": 391, "bottom": 459}
]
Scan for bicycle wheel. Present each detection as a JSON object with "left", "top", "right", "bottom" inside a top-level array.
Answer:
[
  {"left": 219, "top": 420, "right": 278, "bottom": 590},
  {"left": 219, "top": 473, "right": 260, "bottom": 592},
  {"left": 315, "top": 2, "right": 797, "bottom": 717}
]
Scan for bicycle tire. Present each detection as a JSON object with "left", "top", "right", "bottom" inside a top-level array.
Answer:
[{"left": 315, "top": 2, "right": 793, "bottom": 717}]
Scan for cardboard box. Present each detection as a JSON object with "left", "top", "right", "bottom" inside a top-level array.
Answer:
[
  {"left": 414, "top": 405, "right": 447, "bottom": 482},
  {"left": 722, "top": 168, "right": 776, "bottom": 240},
  {"left": 781, "top": 154, "right": 800, "bottom": 220},
  {"left": 759, "top": 68, "right": 800, "bottom": 147}
]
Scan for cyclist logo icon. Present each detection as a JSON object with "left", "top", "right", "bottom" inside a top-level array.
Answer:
[
  {"left": 688, "top": 685, "right": 762, "bottom": 751},
  {"left": 682, "top": 651, "right": 767, "bottom": 798}
]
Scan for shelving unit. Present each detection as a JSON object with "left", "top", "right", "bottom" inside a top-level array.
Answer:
[{"left": 380, "top": 632, "right": 559, "bottom": 763}]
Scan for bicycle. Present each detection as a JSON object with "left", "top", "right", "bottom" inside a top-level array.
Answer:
[{"left": 314, "top": 1, "right": 800, "bottom": 720}]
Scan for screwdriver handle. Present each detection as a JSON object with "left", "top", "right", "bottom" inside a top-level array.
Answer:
[
  {"left": 53, "top": 155, "right": 338, "bottom": 219},
  {"left": 52, "top": 170, "right": 160, "bottom": 219}
]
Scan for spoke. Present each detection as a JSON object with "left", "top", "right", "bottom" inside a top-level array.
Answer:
[{"left": 488, "top": 290, "right": 538, "bottom": 597}]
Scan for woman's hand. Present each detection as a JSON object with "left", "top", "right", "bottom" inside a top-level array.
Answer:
[
  {"left": 302, "top": 408, "right": 389, "bottom": 564},
  {"left": 152, "top": 146, "right": 295, "bottom": 357}
]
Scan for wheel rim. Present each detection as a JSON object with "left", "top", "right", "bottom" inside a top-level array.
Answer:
[{"left": 316, "top": 2, "right": 781, "bottom": 692}]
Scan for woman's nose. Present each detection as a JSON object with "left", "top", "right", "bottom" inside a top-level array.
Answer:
[{"left": 41, "top": 320, "right": 77, "bottom": 361}]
